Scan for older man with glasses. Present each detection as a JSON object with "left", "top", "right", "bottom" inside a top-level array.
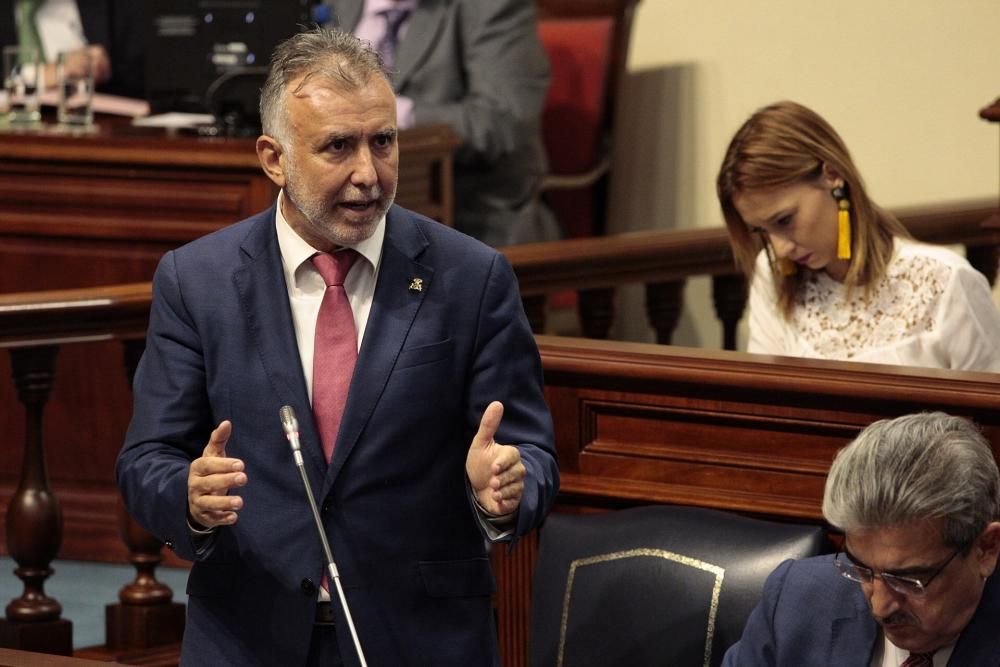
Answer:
[{"left": 723, "top": 412, "right": 1000, "bottom": 667}]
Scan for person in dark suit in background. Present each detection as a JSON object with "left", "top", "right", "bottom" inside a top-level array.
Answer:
[
  {"left": 326, "top": 0, "right": 557, "bottom": 247},
  {"left": 1, "top": 0, "right": 145, "bottom": 98},
  {"left": 723, "top": 412, "right": 1000, "bottom": 666},
  {"left": 116, "top": 27, "right": 558, "bottom": 667}
]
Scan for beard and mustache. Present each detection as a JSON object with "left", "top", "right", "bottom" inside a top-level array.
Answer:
[{"left": 283, "top": 156, "right": 397, "bottom": 248}]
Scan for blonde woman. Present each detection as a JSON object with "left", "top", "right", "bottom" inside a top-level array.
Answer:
[{"left": 717, "top": 100, "right": 1000, "bottom": 371}]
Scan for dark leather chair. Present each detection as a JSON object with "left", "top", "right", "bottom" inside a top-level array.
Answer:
[{"left": 527, "top": 505, "right": 832, "bottom": 667}]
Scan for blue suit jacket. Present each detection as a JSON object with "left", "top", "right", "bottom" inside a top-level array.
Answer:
[
  {"left": 722, "top": 554, "right": 1000, "bottom": 666},
  {"left": 116, "top": 205, "right": 558, "bottom": 666}
]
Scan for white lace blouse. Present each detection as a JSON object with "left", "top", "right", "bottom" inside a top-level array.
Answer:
[{"left": 746, "top": 238, "right": 1000, "bottom": 371}]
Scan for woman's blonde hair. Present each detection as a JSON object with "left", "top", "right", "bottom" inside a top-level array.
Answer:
[{"left": 716, "top": 101, "right": 909, "bottom": 317}]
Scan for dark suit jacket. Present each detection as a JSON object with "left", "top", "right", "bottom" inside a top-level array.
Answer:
[
  {"left": 329, "top": 0, "right": 552, "bottom": 246},
  {"left": 116, "top": 204, "right": 559, "bottom": 667},
  {"left": 722, "top": 554, "right": 1000, "bottom": 666},
  {"left": 0, "top": 0, "right": 144, "bottom": 98}
]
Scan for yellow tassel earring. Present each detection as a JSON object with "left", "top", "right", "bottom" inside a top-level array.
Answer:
[
  {"left": 832, "top": 185, "right": 851, "bottom": 260},
  {"left": 779, "top": 258, "right": 797, "bottom": 276}
]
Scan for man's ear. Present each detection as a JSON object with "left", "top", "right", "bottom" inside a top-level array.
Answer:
[
  {"left": 974, "top": 521, "right": 1000, "bottom": 577},
  {"left": 256, "top": 135, "right": 286, "bottom": 188}
]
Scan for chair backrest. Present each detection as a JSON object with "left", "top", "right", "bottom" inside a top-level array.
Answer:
[
  {"left": 528, "top": 505, "right": 832, "bottom": 667},
  {"left": 536, "top": 0, "right": 640, "bottom": 238},
  {"left": 537, "top": 18, "right": 613, "bottom": 179},
  {"left": 537, "top": 0, "right": 639, "bottom": 141}
]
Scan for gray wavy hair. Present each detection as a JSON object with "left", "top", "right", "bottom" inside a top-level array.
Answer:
[
  {"left": 259, "top": 27, "right": 389, "bottom": 145},
  {"left": 823, "top": 412, "right": 999, "bottom": 551}
]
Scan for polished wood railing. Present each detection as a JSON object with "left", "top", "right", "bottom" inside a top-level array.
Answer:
[
  {"left": 510, "top": 200, "right": 1000, "bottom": 348},
  {"left": 0, "top": 284, "right": 185, "bottom": 659}
]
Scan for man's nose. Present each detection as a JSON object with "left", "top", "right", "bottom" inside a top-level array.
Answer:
[
  {"left": 866, "top": 578, "right": 902, "bottom": 619},
  {"left": 350, "top": 147, "right": 378, "bottom": 187}
]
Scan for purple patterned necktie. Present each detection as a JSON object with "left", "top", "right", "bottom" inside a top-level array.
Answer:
[{"left": 376, "top": 8, "right": 411, "bottom": 70}]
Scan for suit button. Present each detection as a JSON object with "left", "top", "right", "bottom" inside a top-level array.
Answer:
[
  {"left": 321, "top": 502, "right": 331, "bottom": 513},
  {"left": 164, "top": 540, "right": 174, "bottom": 551},
  {"left": 301, "top": 578, "right": 317, "bottom": 595}
]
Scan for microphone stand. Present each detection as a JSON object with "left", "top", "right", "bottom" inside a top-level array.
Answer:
[{"left": 281, "top": 406, "right": 368, "bottom": 667}]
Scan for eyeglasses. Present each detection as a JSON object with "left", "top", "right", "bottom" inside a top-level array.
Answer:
[{"left": 833, "top": 547, "right": 963, "bottom": 597}]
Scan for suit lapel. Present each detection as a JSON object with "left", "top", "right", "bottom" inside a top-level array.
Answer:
[
  {"left": 232, "top": 207, "right": 326, "bottom": 474},
  {"left": 395, "top": 0, "right": 448, "bottom": 89},
  {"left": 949, "top": 573, "right": 1000, "bottom": 665},
  {"left": 322, "top": 207, "right": 432, "bottom": 493},
  {"left": 828, "top": 586, "right": 878, "bottom": 667}
]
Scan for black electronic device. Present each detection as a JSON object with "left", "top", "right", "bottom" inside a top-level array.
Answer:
[{"left": 144, "top": 0, "right": 314, "bottom": 133}]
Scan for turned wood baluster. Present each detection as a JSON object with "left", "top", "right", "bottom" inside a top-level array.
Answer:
[
  {"left": 966, "top": 244, "right": 998, "bottom": 287},
  {"left": 644, "top": 280, "right": 684, "bottom": 344},
  {"left": 521, "top": 295, "right": 548, "bottom": 335},
  {"left": 106, "top": 339, "right": 185, "bottom": 650},
  {"left": 712, "top": 274, "right": 748, "bottom": 351},
  {"left": 0, "top": 345, "right": 73, "bottom": 655},
  {"left": 578, "top": 287, "right": 615, "bottom": 339}
]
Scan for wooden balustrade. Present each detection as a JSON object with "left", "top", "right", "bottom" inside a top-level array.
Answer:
[
  {"left": 0, "top": 284, "right": 185, "bottom": 657},
  {"left": 503, "top": 199, "right": 1000, "bottom": 347}
]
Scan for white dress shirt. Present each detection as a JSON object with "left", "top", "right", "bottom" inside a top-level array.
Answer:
[
  {"left": 871, "top": 632, "right": 953, "bottom": 667},
  {"left": 33, "top": 0, "right": 87, "bottom": 61},
  {"left": 274, "top": 191, "right": 384, "bottom": 399}
]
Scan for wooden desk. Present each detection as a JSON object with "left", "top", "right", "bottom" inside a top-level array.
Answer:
[
  {"left": 0, "top": 120, "right": 455, "bottom": 294},
  {"left": 0, "top": 648, "right": 123, "bottom": 666}
]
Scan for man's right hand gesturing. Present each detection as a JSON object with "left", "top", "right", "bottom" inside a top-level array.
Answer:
[{"left": 187, "top": 420, "right": 247, "bottom": 529}]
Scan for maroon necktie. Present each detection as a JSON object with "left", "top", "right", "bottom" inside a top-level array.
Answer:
[
  {"left": 311, "top": 250, "right": 359, "bottom": 464},
  {"left": 900, "top": 653, "right": 934, "bottom": 667}
]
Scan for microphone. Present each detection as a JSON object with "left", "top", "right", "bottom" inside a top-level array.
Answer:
[
  {"left": 279, "top": 405, "right": 368, "bottom": 666},
  {"left": 279, "top": 405, "right": 304, "bottom": 465}
]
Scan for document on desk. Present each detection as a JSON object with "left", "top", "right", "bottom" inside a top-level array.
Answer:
[
  {"left": 131, "top": 112, "right": 216, "bottom": 129},
  {"left": 36, "top": 90, "right": 151, "bottom": 117}
]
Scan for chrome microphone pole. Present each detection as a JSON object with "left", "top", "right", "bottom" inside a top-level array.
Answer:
[{"left": 280, "top": 406, "right": 368, "bottom": 667}]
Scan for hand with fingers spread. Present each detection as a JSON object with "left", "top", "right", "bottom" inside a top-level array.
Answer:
[
  {"left": 465, "top": 401, "right": 526, "bottom": 517},
  {"left": 187, "top": 420, "right": 247, "bottom": 529}
]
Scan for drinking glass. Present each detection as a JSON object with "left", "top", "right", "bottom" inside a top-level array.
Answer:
[
  {"left": 2, "top": 45, "right": 41, "bottom": 126},
  {"left": 57, "top": 49, "right": 95, "bottom": 128}
]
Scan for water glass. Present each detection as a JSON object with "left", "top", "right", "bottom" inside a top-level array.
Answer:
[
  {"left": 2, "top": 45, "right": 41, "bottom": 126},
  {"left": 57, "top": 50, "right": 95, "bottom": 128}
]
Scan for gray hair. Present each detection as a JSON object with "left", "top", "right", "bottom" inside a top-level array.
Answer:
[
  {"left": 823, "top": 412, "right": 1000, "bottom": 551},
  {"left": 259, "top": 27, "right": 390, "bottom": 144}
]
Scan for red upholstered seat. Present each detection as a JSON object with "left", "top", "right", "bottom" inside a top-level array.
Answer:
[{"left": 537, "top": 18, "right": 614, "bottom": 239}]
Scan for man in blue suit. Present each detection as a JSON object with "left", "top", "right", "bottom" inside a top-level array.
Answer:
[
  {"left": 116, "top": 28, "right": 558, "bottom": 667},
  {"left": 723, "top": 412, "right": 1000, "bottom": 666}
]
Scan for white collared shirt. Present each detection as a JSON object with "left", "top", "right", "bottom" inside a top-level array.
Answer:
[
  {"left": 33, "top": 0, "right": 87, "bottom": 61},
  {"left": 274, "top": 191, "right": 384, "bottom": 402},
  {"left": 871, "top": 632, "right": 954, "bottom": 667}
]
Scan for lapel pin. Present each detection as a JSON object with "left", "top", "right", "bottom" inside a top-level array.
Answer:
[{"left": 408, "top": 277, "right": 423, "bottom": 292}]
